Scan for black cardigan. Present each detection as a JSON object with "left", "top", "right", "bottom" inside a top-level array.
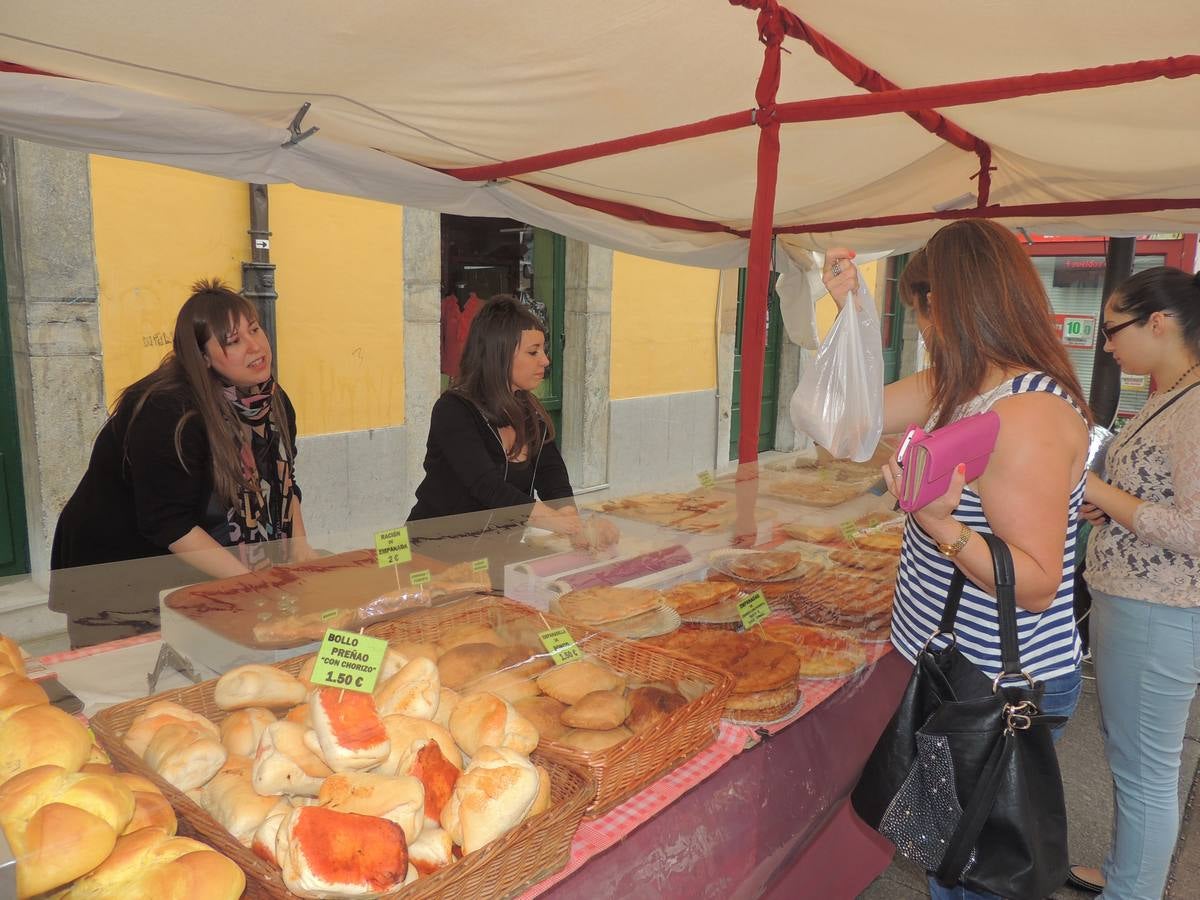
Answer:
[{"left": 409, "top": 391, "right": 574, "bottom": 522}]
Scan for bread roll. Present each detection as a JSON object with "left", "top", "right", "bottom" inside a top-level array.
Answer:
[
  {"left": 251, "top": 811, "right": 287, "bottom": 866},
  {"left": 0, "top": 634, "right": 25, "bottom": 678},
  {"left": 0, "top": 764, "right": 135, "bottom": 898},
  {"left": 123, "top": 702, "right": 220, "bottom": 758},
  {"left": 536, "top": 659, "right": 626, "bottom": 705},
  {"left": 527, "top": 765, "right": 552, "bottom": 821},
  {"left": 0, "top": 673, "right": 48, "bottom": 721},
  {"left": 219, "top": 706, "right": 277, "bottom": 757},
  {"left": 432, "top": 687, "right": 460, "bottom": 729},
  {"left": 513, "top": 696, "right": 569, "bottom": 742},
  {"left": 408, "top": 825, "right": 453, "bottom": 875},
  {"left": 142, "top": 721, "right": 228, "bottom": 792},
  {"left": 449, "top": 692, "right": 539, "bottom": 757},
  {"left": 392, "top": 640, "right": 439, "bottom": 664},
  {"left": 626, "top": 685, "right": 687, "bottom": 734},
  {"left": 308, "top": 687, "right": 391, "bottom": 772},
  {"left": 61, "top": 825, "right": 245, "bottom": 900},
  {"left": 215, "top": 664, "right": 307, "bottom": 710},
  {"left": 377, "top": 714, "right": 463, "bottom": 774},
  {"left": 318, "top": 772, "right": 425, "bottom": 842},
  {"left": 440, "top": 747, "right": 540, "bottom": 854},
  {"left": 463, "top": 667, "right": 540, "bottom": 703},
  {"left": 116, "top": 772, "right": 178, "bottom": 836},
  {"left": 374, "top": 657, "right": 440, "bottom": 719},
  {"left": 198, "top": 755, "right": 291, "bottom": 846},
  {"left": 0, "top": 703, "right": 92, "bottom": 781},
  {"left": 276, "top": 806, "right": 409, "bottom": 899},
  {"left": 87, "top": 742, "right": 111, "bottom": 766},
  {"left": 437, "top": 643, "right": 506, "bottom": 690},
  {"left": 285, "top": 702, "right": 312, "bottom": 727},
  {"left": 376, "top": 647, "right": 410, "bottom": 684},
  {"left": 559, "top": 726, "right": 632, "bottom": 752},
  {"left": 436, "top": 623, "right": 504, "bottom": 656},
  {"left": 560, "top": 689, "right": 630, "bottom": 731},
  {"left": 140, "top": 700, "right": 222, "bottom": 735},
  {"left": 252, "top": 720, "right": 332, "bottom": 796}
]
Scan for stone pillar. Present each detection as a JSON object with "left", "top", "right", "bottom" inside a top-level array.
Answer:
[
  {"left": 0, "top": 138, "right": 105, "bottom": 582},
  {"left": 714, "top": 270, "right": 739, "bottom": 469},
  {"left": 561, "top": 241, "right": 611, "bottom": 490},
  {"left": 400, "top": 207, "right": 441, "bottom": 511}
]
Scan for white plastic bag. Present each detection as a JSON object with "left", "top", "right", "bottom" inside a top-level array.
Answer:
[{"left": 788, "top": 284, "right": 884, "bottom": 462}]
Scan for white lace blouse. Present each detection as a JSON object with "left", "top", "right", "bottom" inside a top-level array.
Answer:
[{"left": 1086, "top": 386, "right": 1200, "bottom": 607}]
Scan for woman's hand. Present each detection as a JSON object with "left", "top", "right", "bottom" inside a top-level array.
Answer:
[
  {"left": 821, "top": 247, "right": 860, "bottom": 311},
  {"left": 1079, "top": 502, "right": 1110, "bottom": 527},
  {"left": 289, "top": 537, "right": 320, "bottom": 563},
  {"left": 881, "top": 458, "right": 969, "bottom": 546},
  {"left": 570, "top": 516, "right": 621, "bottom": 551}
]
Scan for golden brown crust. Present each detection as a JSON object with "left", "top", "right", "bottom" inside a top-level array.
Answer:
[
  {"left": 661, "top": 581, "right": 740, "bottom": 614},
  {"left": 535, "top": 659, "right": 625, "bottom": 705},
  {"left": 725, "top": 551, "right": 804, "bottom": 581},
  {"left": 555, "top": 587, "right": 664, "bottom": 625},
  {"left": 626, "top": 685, "right": 687, "bottom": 734},
  {"left": 0, "top": 704, "right": 93, "bottom": 781},
  {"left": 557, "top": 726, "right": 633, "bottom": 753},
  {"left": 437, "top": 643, "right": 507, "bottom": 690},
  {"left": 755, "top": 623, "right": 868, "bottom": 678},
  {"left": 560, "top": 689, "right": 630, "bottom": 731},
  {"left": 512, "top": 696, "right": 569, "bottom": 742}
]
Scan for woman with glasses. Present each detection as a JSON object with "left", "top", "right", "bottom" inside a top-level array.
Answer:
[{"left": 1068, "top": 266, "right": 1200, "bottom": 899}]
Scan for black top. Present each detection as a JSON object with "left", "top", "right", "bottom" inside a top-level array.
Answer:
[{"left": 409, "top": 391, "right": 573, "bottom": 522}]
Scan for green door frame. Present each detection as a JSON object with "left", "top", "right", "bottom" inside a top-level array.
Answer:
[
  {"left": 730, "top": 267, "right": 783, "bottom": 458},
  {"left": 882, "top": 253, "right": 910, "bottom": 384},
  {"left": 531, "top": 229, "right": 566, "bottom": 440},
  {"left": 0, "top": 215, "right": 30, "bottom": 576}
]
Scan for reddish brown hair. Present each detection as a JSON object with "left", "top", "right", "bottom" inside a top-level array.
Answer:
[{"left": 916, "top": 220, "right": 1091, "bottom": 428}]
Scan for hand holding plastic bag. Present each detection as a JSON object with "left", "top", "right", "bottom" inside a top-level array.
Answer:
[{"left": 788, "top": 282, "right": 884, "bottom": 462}]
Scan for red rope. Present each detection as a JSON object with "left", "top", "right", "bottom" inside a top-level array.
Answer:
[
  {"left": 527, "top": 183, "right": 746, "bottom": 236},
  {"left": 0, "top": 61, "right": 66, "bottom": 77}
]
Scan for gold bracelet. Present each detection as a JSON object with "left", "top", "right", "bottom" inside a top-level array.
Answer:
[{"left": 936, "top": 522, "right": 972, "bottom": 559}]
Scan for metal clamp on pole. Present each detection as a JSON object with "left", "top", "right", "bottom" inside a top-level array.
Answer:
[{"left": 281, "top": 101, "right": 319, "bottom": 148}]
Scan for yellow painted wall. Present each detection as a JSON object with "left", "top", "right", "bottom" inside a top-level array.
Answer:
[
  {"left": 610, "top": 254, "right": 719, "bottom": 399},
  {"left": 89, "top": 157, "right": 405, "bottom": 436},
  {"left": 815, "top": 260, "right": 880, "bottom": 340}
]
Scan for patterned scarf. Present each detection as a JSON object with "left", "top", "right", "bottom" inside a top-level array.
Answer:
[{"left": 222, "top": 377, "right": 297, "bottom": 568}]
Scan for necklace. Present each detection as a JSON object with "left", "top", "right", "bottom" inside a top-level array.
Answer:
[{"left": 1162, "top": 361, "right": 1200, "bottom": 394}]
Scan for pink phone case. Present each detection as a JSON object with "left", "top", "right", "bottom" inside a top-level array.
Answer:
[{"left": 897, "top": 411, "right": 1001, "bottom": 513}]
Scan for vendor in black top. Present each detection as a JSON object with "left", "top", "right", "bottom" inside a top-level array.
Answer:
[
  {"left": 50, "top": 279, "right": 315, "bottom": 648},
  {"left": 410, "top": 295, "right": 617, "bottom": 550}
]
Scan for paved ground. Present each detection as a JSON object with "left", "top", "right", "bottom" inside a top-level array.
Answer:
[{"left": 859, "top": 657, "right": 1200, "bottom": 898}]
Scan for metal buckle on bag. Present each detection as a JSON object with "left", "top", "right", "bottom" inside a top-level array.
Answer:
[
  {"left": 921, "top": 630, "right": 957, "bottom": 654},
  {"left": 1004, "top": 699, "right": 1037, "bottom": 734},
  {"left": 992, "top": 670, "right": 1036, "bottom": 693}
]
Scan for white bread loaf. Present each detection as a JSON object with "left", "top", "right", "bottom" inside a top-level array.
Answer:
[
  {"left": 251, "top": 720, "right": 331, "bottom": 797},
  {"left": 123, "top": 702, "right": 219, "bottom": 757},
  {"left": 408, "top": 825, "right": 454, "bottom": 875},
  {"left": 308, "top": 687, "right": 391, "bottom": 772},
  {"left": 318, "top": 772, "right": 425, "bottom": 843},
  {"left": 0, "top": 704, "right": 92, "bottom": 781},
  {"left": 115, "top": 772, "right": 178, "bottom": 836},
  {"left": 0, "top": 764, "right": 135, "bottom": 898},
  {"left": 250, "top": 811, "right": 287, "bottom": 866},
  {"left": 374, "top": 656, "right": 439, "bottom": 719},
  {"left": 276, "top": 806, "right": 410, "bottom": 898},
  {"left": 449, "top": 692, "right": 539, "bottom": 757},
  {"left": 440, "top": 746, "right": 540, "bottom": 854},
  {"left": 219, "top": 706, "right": 277, "bottom": 757},
  {"left": 376, "top": 646, "right": 410, "bottom": 684},
  {"left": 198, "top": 755, "right": 291, "bottom": 846},
  {"left": 142, "top": 721, "right": 228, "bottom": 792},
  {"left": 215, "top": 664, "right": 307, "bottom": 710},
  {"left": 432, "top": 687, "right": 460, "bottom": 729},
  {"left": 377, "top": 714, "right": 463, "bottom": 774},
  {"left": 60, "top": 825, "right": 245, "bottom": 900}
]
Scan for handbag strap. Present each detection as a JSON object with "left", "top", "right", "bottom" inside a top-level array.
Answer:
[
  {"left": 1116, "top": 380, "right": 1200, "bottom": 446},
  {"left": 936, "top": 532, "right": 1023, "bottom": 679},
  {"left": 934, "top": 730, "right": 1012, "bottom": 885}
]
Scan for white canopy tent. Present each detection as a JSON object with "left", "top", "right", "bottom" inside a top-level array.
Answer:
[{"left": 1, "top": 0, "right": 1198, "bottom": 458}]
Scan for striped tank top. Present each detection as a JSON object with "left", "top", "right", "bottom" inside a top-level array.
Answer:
[{"left": 891, "top": 372, "right": 1085, "bottom": 682}]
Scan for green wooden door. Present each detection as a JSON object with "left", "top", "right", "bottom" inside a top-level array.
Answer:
[
  {"left": 882, "top": 253, "right": 909, "bottom": 384},
  {"left": 730, "top": 268, "right": 782, "bottom": 458},
  {"left": 0, "top": 216, "right": 30, "bottom": 576},
  {"left": 530, "top": 229, "right": 566, "bottom": 440}
]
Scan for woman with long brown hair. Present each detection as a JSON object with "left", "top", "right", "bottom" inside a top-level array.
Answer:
[
  {"left": 825, "top": 220, "right": 1091, "bottom": 900},
  {"left": 50, "top": 279, "right": 314, "bottom": 647}
]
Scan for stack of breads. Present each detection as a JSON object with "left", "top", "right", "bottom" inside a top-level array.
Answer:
[
  {"left": 703, "top": 549, "right": 822, "bottom": 612},
  {"left": 0, "top": 633, "right": 243, "bottom": 899},
  {"left": 550, "top": 586, "right": 679, "bottom": 639}
]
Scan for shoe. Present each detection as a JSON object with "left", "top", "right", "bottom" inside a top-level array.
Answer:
[{"left": 1067, "top": 865, "right": 1104, "bottom": 893}]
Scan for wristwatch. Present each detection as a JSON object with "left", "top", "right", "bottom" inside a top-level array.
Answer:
[{"left": 937, "top": 523, "right": 972, "bottom": 559}]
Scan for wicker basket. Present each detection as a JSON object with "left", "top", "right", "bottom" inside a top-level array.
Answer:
[
  {"left": 90, "top": 653, "right": 593, "bottom": 900},
  {"left": 367, "top": 596, "right": 733, "bottom": 817}
]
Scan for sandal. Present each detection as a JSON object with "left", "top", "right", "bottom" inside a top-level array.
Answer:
[{"left": 1067, "top": 865, "right": 1105, "bottom": 894}]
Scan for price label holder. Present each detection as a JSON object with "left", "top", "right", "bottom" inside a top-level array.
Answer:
[
  {"left": 310, "top": 629, "right": 388, "bottom": 694},
  {"left": 375, "top": 526, "right": 413, "bottom": 568},
  {"left": 840, "top": 521, "right": 860, "bottom": 546},
  {"left": 472, "top": 558, "right": 490, "bottom": 573},
  {"left": 738, "top": 590, "right": 771, "bottom": 630},
  {"left": 697, "top": 470, "right": 716, "bottom": 489},
  {"left": 539, "top": 627, "right": 583, "bottom": 665},
  {"left": 409, "top": 569, "right": 432, "bottom": 586}
]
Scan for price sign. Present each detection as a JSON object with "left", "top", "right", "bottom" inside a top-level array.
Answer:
[
  {"left": 374, "top": 526, "right": 412, "bottom": 568},
  {"left": 697, "top": 470, "right": 716, "bottom": 489},
  {"left": 737, "top": 590, "right": 771, "bottom": 629},
  {"left": 409, "top": 569, "right": 432, "bottom": 586},
  {"left": 1053, "top": 314, "right": 1097, "bottom": 350},
  {"left": 320, "top": 608, "right": 341, "bottom": 622},
  {"left": 840, "top": 521, "right": 860, "bottom": 544},
  {"left": 309, "top": 629, "right": 388, "bottom": 694},
  {"left": 539, "top": 627, "right": 583, "bottom": 665},
  {"left": 472, "top": 558, "right": 490, "bottom": 573}
]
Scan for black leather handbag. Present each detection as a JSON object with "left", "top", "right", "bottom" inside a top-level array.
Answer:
[{"left": 851, "top": 532, "right": 1069, "bottom": 899}]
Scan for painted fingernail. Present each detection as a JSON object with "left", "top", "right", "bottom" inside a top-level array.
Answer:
[{"left": 956, "top": 463, "right": 966, "bottom": 474}]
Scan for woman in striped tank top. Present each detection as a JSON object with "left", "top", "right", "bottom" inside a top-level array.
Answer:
[{"left": 824, "top": 220, "right": 1092, "bottom": 900}]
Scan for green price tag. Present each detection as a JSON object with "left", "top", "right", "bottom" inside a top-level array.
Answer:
[
  {"left": 309, "top": 629, "right": 388, "bottom": 694},
  {"left": 409, "top": 569, "right": 432, "bottom": 586},
  {"left": 471, "top": 558, "right": 490, "bottom": 573},
  {"left": 818, "top": 467, "right": 833, "bottom": 482},
  {"left": 840, "top": 521, "right": 859, "bottom": 544},
  {"left": 738, "top": 590, "right": 771, "bottom": 630},
  {"left": 375, "top": 526, "right": 412, "bottom": 568},
  {"left": 697, "top": 470, "right": 716, "bottom": 489},
  {"left": 539, "top": 627, "right": 583, "bottom": 665},
  {"left": 320, "top": 608, "right": 340, "bottom": 622}
]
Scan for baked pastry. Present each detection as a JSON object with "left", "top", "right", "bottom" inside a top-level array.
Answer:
[
  {"left": 724, "top": 550, "right": 804, "bottom": 581},
  {"left": 377, "top": 715, "right": 463, "bottom": 774},
  {"left": 408, "top": 825, "right": 454, "bottom": 875},
  {"left": 0, "top": 704, "right": 93, "bottom": 781},
  {"left": 391, "top": 640, "right": 440, "bottom": 664},
  {"left": 828, "top": 548, "right": 899, "bottom": 574},
  {"left": 555, "top": 586, "right": 663, "bottom": 625},
  {"left": 560, "top": 689, "right": 630, "bottom": 731},
  {"left": 536, "top": 659, "right": 626, "bottom": 705},
  {"left": 0, "top": 634, "right": 25, "bottom": 678},
  {"left": 432, "top": 687, "right": 460, "bottom": 729},
  {"left": 0, "top": 764, "right": 135, "bottom": 898},
  {"left": 0, "top": 673, "right": 48, "bottom": 721},
  {"left": 854, "top": 530, "right": 904, "bottom": 553},
  {"left": 124, "top": 701, "right": 220, "bottom": 757},
  {"left": 448, "top": 692, "right": 538, "bottom": 757},
  {"left": 722, "top": 684, "right": 799, "bottom": 716},
  {"left": 558, "top": 726, "right": 632, "bottom": 752},
  {"left": 512, "top": 695, "right": 569, "bottom": 741},
  {"left": 251, "top": 812, "right": 287, "bottom": 866},
  {"left": 276, "top": 806, "right": 409, "bottom": 899},
  {"left": 252, "top": 720, "right": 332, "bottom": 797},
  {"left": 661, "top": 581, "right": 740, "bottom": 614},
  {"left": 757, "top": 623, "right": 868, "bottom": 678},
  {"left": 437, "top": 623, "right": 505, "bottom": 656},
  {"left": 462, "top": 666, "right": 540, "bottom": 704},
  {"left": 60, "top": 825, "right": 245, "bottom": 900},
  {"left": 252, "top": 606, "right": 356, "bottom": 645},
  {"left": 318, "top": 772, "right": 425, "bottom": 842},
  {"left": 626, "top": 685, "right": 687, "bottom": 734},
  {"left": 215, "top": 664, "right": 307, "bottom": 710},
  {"left": 285, "top": 703, "right": 312, "bottom": 727},
  {"left": 115, "top": 772, "right": 177, "bottom": 836},
  {"left": 198, "top": 755, "right": 290, "bottom": 846},
  {"left": 308, "top": 687, "right": 391, "bottom": 772},
  {"left": 142, "top": 721, "right": 228, "bottom": 792},
  {"left": 437, "top": 643, "right": 507, "bottom": 690},
  {"left": 374, "top": 656, "right": 440, "bottom": 719},
  {"left": 440, "top": 746, "right": 541, "bottom": 854},
  {"left": 219, "top": 707, "right": 277, "bottom": 758},
  {"left": 404, "top": 740, "right": 460, "bottom": 825}
]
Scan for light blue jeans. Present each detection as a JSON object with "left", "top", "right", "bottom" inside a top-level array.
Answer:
[
  {"left": 927, "top": 666, "right": 1083, "bottom": 900},
  {"left": 1091, "top": 588, "right": 1200, "bottom": 900}
]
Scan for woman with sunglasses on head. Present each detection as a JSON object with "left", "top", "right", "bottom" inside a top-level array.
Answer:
[
  {"left": 825, "top": 220, "right": 1092, "bottom": 900},
  {"left": 1067, "top": 267, "right": 1200, "bottom": 899},
  {"left": 50, "top": 279, "right": 314, "bottom": 648}
]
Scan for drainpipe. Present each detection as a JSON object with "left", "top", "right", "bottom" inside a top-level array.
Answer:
[
  {"left": 1088, "top": 237, "right": 1136, "bottom": 427},
  {"left": 242, "top": 183, "right": 278, "bottom": 362}
]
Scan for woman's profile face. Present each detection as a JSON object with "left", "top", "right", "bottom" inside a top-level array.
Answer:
[
  {"left": 205, "top": 314, "right": 272, "bottom": 387},
  {"left": 510, "top": 328, "right": 549, "bottom": 392}
]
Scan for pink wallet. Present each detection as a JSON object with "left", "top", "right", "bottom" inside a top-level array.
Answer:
[{"left": 896, "top": 411, "right": 1001, "bottom": 512}]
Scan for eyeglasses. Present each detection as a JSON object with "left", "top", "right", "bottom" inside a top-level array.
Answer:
[{"left": 1101, "top": 316, "right": 1145, "bottom": 342}]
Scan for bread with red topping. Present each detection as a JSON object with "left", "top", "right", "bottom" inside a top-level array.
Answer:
[
  {"left": 276, "top": 806, "right": 409, "bottom": 898},
  {"left": 308, "top": 688, "right": 391, "bottom": 772}
]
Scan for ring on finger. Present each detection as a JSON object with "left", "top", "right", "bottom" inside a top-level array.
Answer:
[{"left": 830, "top": 260, "right": 843, "bottom": 276}]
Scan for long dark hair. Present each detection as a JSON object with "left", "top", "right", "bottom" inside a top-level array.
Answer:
[
  {"left": 1110, "top": 266, "right": 1200, "bottom": 356},
  {"left": 452, "top": 294, "right": 554, "bottom": 459},
  {"left": 902, "top": 220, "right": 1090, "bottom": 428},
  {"left": 117, "top": 279, "right": 292, "bottom": 505}
]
